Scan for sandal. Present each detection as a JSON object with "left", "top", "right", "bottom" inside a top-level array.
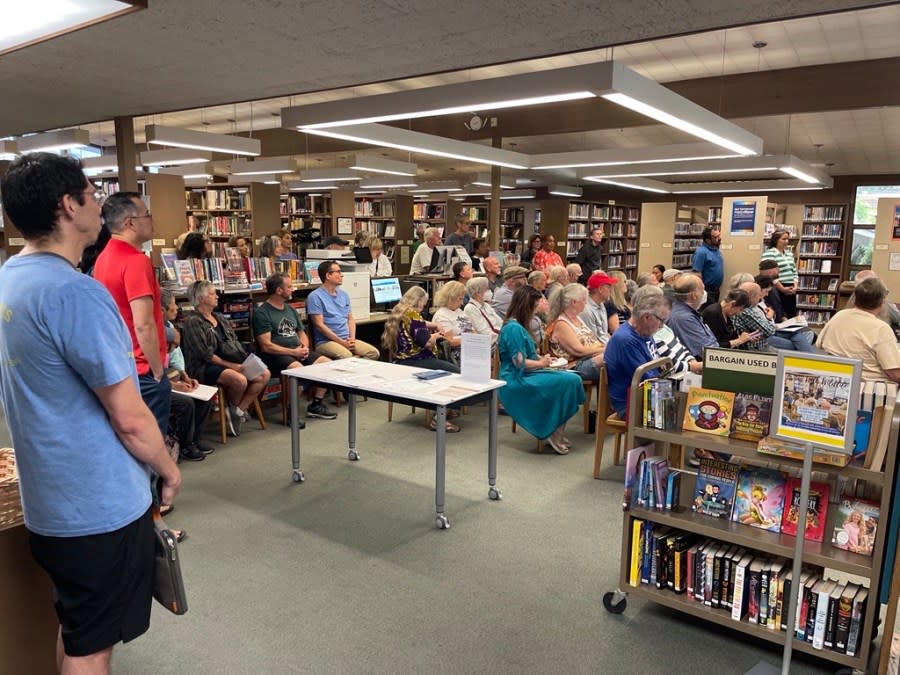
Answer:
[
  {"left": 174, "top": 529, "right": 187, "bottom": 543},
  {"left": 545, "top": 434, "right": 569, "bottom": 455},
  {"left": 428, "top": 419, "right": 460, "bottom": 433},
  {"left": 160, "top": 504, "right": 175, "bottom": 517}
]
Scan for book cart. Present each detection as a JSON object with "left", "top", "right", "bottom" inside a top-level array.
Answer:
[{"left": 603, "top": 359, "right": 900, "bottom": 673}]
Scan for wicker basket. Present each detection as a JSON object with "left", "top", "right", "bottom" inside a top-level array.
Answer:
[{"left": 0, "top": 448, "right": 23, "bottom": 530}]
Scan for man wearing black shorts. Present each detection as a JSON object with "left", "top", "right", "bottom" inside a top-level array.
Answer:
[
  {"left": 0, "top": 153, "right": 181, "bottom": 673},
  {"left": 253, "top": 273, "right": 337, "bottom": 420}
]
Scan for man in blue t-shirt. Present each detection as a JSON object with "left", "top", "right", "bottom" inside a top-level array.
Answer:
[
  {"left": 306, "top": 260, "right": 380, "bottom": 360},
  {"left": 691, "top": 225, "right": 723, "bottom": 308},
  {"left": 0, "top": 153, "right": 181, "bottom": 672}
]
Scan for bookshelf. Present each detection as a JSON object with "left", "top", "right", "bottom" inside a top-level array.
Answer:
[
  {"left": 499, "top": 206, "right": 525, "bottom": 253},
  {"left": 412, "top": 199, "right": 447, "bottom": 235},
  {"left": 282, "top": 192, "right": 333, "bottom": 235},
  {"left": 795, "top": 204, "right": 848, "bottom": 325},
  {"left": 672, "top": 207, "right": 707, "bottom": 271},
  {"left": 456, "top": 202, "right": 490, "bottom": 241},
  {"left": 184, "top": 183, "right": 280, "bottom": 259},
  {"left": 612, "top": 383, "right": 900, "bottom": 673},
  {"left": 355, "top": 195, "right": 413, "bottom": 263}
]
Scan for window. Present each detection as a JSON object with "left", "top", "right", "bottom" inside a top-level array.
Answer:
[{"left": 853, "top": 185, "right": 900, "bottom": 225}]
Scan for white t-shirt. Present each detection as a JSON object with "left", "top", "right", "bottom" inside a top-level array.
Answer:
[
  {"left": 410, "top": 244, "right": 436, "bottom": 274},
  {"left": 368, "top": 253, "right": 393, "bottom": 277},
  {"left": 818, "top": 307, "right": 900, "bottom": 381}
]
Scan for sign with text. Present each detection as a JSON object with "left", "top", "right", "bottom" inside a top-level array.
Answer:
[
  {"left": 730, "top": 200, "right": 757, "bottom": 236},
  {"left": 460, "top": 333, "right": 491, "bottom": 383},
  {"left": 702, "top": 347, "right": 776, "bottom": 396}
]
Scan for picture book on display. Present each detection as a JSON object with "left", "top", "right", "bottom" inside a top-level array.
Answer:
[
  {"left": 781, "top": 478, "right": 830, "bottom": 543},
  {"left": 832, "top": 496, "right": 880, "bottom": 556},
  {"left": 731, "top": 467, "right": 787, "bottom": 533},
  {"left": 730, "top": 393, "right": 772, "bottom": 441},
  {"left": 304, "top": 260, "right": 321, "bottom": 284},
  {"left": 682, "top": 387, "right": 735, "bottom": 436},
  {"left": 692, "top": 457, "right": 739, "bottom": 518}
]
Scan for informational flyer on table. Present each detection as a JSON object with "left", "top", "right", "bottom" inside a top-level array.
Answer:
[{"left": 771, "top": 351, "right": 861, "bottom": 454}]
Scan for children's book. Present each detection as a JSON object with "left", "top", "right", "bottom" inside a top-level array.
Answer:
[
  {"left": 174, "top": 259, "right": 196, "bottom": 287},
  {"left": 304, "top": 260, "right": 321, "bottom": 284},
  {"left": 622, "top": 444, "right": 652, "bottom": 510},
  {"left": 160, "top": 251, "right": 178, "bottom": 281},
  {"left": 692, "top": 457, "right": 740, "bottom": 519},
  {"left": 731, "top": 467, "right": 787, "bottom": 533},
  {"left": 682, "top": 387, "right": 735, "bottom": 436},
  {"left": 730, "top": 393, "right": 773, "bottom": 441},
  {"left": 781, "top": 477, "right": 830, "bottom": 542},
  {"left": 831, "top": 496, "right": 880, "bottom": 556}
]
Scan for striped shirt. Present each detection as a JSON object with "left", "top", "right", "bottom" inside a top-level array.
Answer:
[{"left": 760, "top": 248, "right": 797, "bottom": 286}]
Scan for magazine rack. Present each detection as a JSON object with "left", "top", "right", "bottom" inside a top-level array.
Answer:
[{"left": 604, "top": 385, "right": 900, "bottom": 673}]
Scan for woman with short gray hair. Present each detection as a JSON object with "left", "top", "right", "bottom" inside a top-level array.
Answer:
[{"left": 464, "top": 276, "right": 503, "bottom": 347}]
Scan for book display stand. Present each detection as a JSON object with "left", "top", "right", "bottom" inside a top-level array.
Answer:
[{"left": 604, "top": 354, "right": 900, "bottom": 674}]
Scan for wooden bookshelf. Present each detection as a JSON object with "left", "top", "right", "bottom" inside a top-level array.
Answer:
[
  {"left": 412, "top": 198, "right": 448, "bottom": 234},
  {"left": 499, "top": 206, "right": 525, "bottom": 253},
  {"left": 183, "top": 183, "right": 280, "bottom": 258},
  {"left": 795, "top": 204, "right": 848, "bottom": 325},
  {"left": 355, "top": 195, "right": 413, "bottom": 263}
]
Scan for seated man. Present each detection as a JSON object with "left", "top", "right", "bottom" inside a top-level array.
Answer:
[
  {"left": 604, "top": 291, "right": 671, "bottom": 417},
  {"left": 666, "top": 273, "right": 718, "bottom": 360},
  {"left": 490, "top": 265, "right": 528, "bottom": 318},
  {"left": 819, "top": 277, "right": 900, "bottom": 383},
  {"left": 733, "top": 281, "right": 815, "bottom": 353},
  {"left": 580, "top": 271, "right": 616, "bottom": 343},
  {"left": 254, "top": 273, "right": 337, "bottom": 420},
  {"left": 307, "top": 261, "right": 380, "bottom": 360},
  {"left": 845, "top": 270, "right": 900, "bottom": 338},
  {"left": 409, "top": 227, "right": 442, "bottom": 274},
  {"left": 637, "top": 286, "right": 703, "bottom": 376}
]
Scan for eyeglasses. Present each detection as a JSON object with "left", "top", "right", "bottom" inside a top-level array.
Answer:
[
  {"left": 652, "top": 314, "right": 668, "bottom": 324},
  {"left": 131, "top": 212, "right": 152, "bottom": 220},
  {"left": 328, "top": 268, "right": 343, "bottom": 275}
]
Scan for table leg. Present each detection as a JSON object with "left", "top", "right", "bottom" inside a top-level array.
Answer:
[
  {"left": 434, "top": 405, "right": 449, "bottom": 530},
  {"left": 289, "top": 377, "right": 304, "bottom": 483},
  {"left": 487, "top": 390, "right": 501, "bottom": 501},
  {"left": 347, "top": 393, "right": 359, "bottom": 461}
]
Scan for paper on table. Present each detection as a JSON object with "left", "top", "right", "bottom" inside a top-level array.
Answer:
[
  {"left": 171, "top": 383, "right": 218, "bottom": 401},
  {"left": 460, "top": 333, "right": 491, "bottom": 383}
]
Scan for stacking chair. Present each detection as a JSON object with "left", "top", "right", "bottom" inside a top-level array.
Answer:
[{"left": 214, "top": 386, "right": 267, "bottom": 444}]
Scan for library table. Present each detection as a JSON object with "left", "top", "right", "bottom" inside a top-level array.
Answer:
[{"left": 283, "top": 359, "right": 505, "bottom": 529}]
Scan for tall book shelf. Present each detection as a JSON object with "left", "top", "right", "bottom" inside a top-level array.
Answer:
[
  {"left": 796, "top": 204, "right": 847, "bottom": 325},
  {"left": 355, "top": 195, "right": 413, "bottom": 262},
  {"left": 282, "top": 193, "right": 333, "bottom": 235},
  {"left": 412, "top": 199, "right": 447, "bottom": 236},
  {"left": 499, "top": 206, "right": 525, "bottom": 253},
  {"left": 185, "top": 183, "right": 280, "bottom": 258},
  {"left": 672, "top": 207, "right": 707, "bottom": 271}
]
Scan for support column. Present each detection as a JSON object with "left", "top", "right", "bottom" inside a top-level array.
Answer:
[
  {"left": 114, "top": 116, "right": 138, "bottom": 193},
  {"left": 489, "top": 125, "right": 502, "bottom": 250}
]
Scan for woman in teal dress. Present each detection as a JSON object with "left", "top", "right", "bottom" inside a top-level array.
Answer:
[{"left": 498, "top": 286, "right": 585, "bottom": 454}]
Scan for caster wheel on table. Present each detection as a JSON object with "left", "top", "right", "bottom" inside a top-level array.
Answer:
[
  {"left": 291, "top": 470, "right": 305, "bottom": 483},
  {"left": 435, "top": 515, "right": 450, "bottom": 530},
  {"left": 488, "top": 487, "right": 502, "bottom": 501},
  {"left": 602, "top": 591, "right": 627, "bottom": 614},
  {"left": 348, "top": 450, "right": 360, "bottom": 461}
]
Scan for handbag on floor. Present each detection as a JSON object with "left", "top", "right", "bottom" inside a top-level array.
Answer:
[{"left": 152, "top": 506, "right": 188, "bottom": 615}]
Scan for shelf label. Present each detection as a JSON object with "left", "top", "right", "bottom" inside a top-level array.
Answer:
[
  {"left": 152, "top": 238, "right": 166, "bottom": 246},
  {"left": 9, "top": 237, "right": 25, "bottom": 246},
  {"left": 720, "top": 244, "right": 734, "bottom": 250},
  {"left": 659, "top": 242, "right": 671, "bottom": 248},
  {"left": 875, "top": 244, "right": 889, "bottom": 250},
  {"left": 748, "top": 244, "right": 761, "bottom": 251}
]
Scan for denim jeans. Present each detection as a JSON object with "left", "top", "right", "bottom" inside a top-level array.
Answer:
[{"left": 139, "top": 374, "right": 172, "bottom": 437}]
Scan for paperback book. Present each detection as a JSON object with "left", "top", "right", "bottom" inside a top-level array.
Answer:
[
  {"left": 730, "top": 393, "right": 773, "bottom": 441},
  {"left": 831, "top": 496, "right": 880, "bottom": 556},
  {"left": 731, "top": 467, "right": 787, "bottom": 533},
  {"left": 692, "top": 457, "right": 740, "bottom": 519},
  {"left": 682, "top": 387, "right": 735, "bottom": 436},
  {"left": 781, "top": 477, "right": 830, "bottom": 543}
]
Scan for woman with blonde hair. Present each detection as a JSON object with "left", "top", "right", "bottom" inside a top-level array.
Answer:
[
  {"left": 365, "top": 234, "right": 393, "bottom": 277},
  {"left": 544, "top": 264, "right": 569, "bottom": 299},
  {"left": 605, "top": 270, "right": 629, "bottom": 333},
  {"left": 547, "top": 283, "right": 605, "bottom": 380},
  {"left": 432, "top": 281, "right": 474, "bottom": 362}
]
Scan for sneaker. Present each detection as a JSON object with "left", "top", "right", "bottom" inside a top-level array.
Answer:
[
  {"left": 180, "top": 446, "right": 206, "bottom": 462},
  {"left": 196, "top": 443, "right": 215, "bottom": 456},
  {"left": 228, "top": 406, "right": 243, "bottom": 436},
  {"left": 307, "top": 400, "right": 337, "bottom": 420}
]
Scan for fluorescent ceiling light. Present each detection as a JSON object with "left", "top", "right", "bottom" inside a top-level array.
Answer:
[
  {"left": 140, "top": 149, "right": 212, "bottom": 166},
  {"left": 495, "top": 189, "right": 536, "bottom": 200},
  {"left": 350, "top": 154, "right": 417, "bottom": 176},
  {"left": 472, "top": 172, "right": 515, "bottom": 189},
  {"left": 549, "top": 185, "right": 583, "bottom": 197},
  {"left": 228, "top": 173, "right": 284, "bottom": 185},
  {"left": 0, "top": 1, "right": 142, "bottom": 57},
  {"left": 17, "top": 128, "right": 91, "bottom": 153},
  {"left": 531, "top": 143, "right": 737, "bottom": 170},
  {"left": 359, "top": 178, "right": 418, "bottom": 189},
  {"left": 159, "top": 163, "right": 214, "bottom": 179},
  {"left": 583, "top": 176, "right": 670, "bottom": 194},
  {"left": 670, "top": 179, "right": 829, "bottom": 194},
  {"left": 354, "top": 190, "right": 387, "bottom": 195},
  {"left": 580, "top": 156, "right": 779, "bottom": 178},
  {"left": 298, "top": 168, "right": 361, "bottom": 182},
  {"left": 229, "top": 157, "right": 297, "bottom": 175},
  {"left": 412, "top": 181, "right": 462, "bottom": 192},
  {"left": 82, "top": 154, "right": 122, "bottom": 172},
  {"left": 778, "top": 157, "right": 831, "bottom": 185},
  {"left": 301, "top": 124, "right": 530, "bottom": 170},
  {"left": 0, "top": 139, "right": 19, "bottom": 160},
  {"left": 145, "top": 124, "right": 261, "bottom": 157},
  {"left": 286, "top": 181, "right": 340, "bottom": 191}
]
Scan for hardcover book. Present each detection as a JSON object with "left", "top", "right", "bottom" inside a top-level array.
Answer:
[
  {"left": 732, "top": 467, "right": 787, "bottom": 533},
  {"left": 303, "top": 260, "right": 321, "bottom": 284},
  {"left": 682, "top": 387, "right": 735, "bottom": 436},
  {"left": 831, "top": 496, "right": 880, "bottom": 556},
  {"left": 692, "top": 457, "right": 740, "bottom": 519},
  {"left": 781, "top": 478, "right": 830, "bottom": 543},
  {"left": 730, "top": 393, "right": 773, "bottom": 441}
]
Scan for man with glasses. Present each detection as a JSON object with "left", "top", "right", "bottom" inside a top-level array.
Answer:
[
  {"left": 94, "top": 192, "right": 171, "bottom": 436},
  {"left": 603, "top": 291, "right": 671, "bottom": 417},
  {"left": 666, "top": 273, "right": 719, "bottom": 360},
  {"left": 307, "top": 261, "right": 380, "bottom": 360},
  {"left": 0, "top": 153, "right": 180, "bottom": 673}
]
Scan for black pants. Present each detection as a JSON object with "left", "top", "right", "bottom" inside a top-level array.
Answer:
[
  {"left": 169, "top": 395, "right": 212, "bottom": 449},
  {"left": 779, "top": 286, "right": 798, "bottom": 318},
  {"left": 700, "top": 285, "right": 720, "bottom": 312}
]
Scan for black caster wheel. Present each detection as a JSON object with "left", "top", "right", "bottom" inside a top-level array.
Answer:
[{"left": 603, "top": 591, "right": 627, "bottom": 614}]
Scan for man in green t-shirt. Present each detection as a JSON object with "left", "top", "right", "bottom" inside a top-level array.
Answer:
[{"left": 253, "top": 273, "right": 337, "bottom": 420}]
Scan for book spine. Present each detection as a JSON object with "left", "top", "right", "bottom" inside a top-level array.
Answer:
[
  {"left": 767, "top": 568, "right": 781, "bottom": 630},
  {"left": 731, "top": 562, "right": 747, "bottom": 621},
  {"left": 629, "top": 519, "right": 643, "bottom": 587},
  {"left": 711, "top": 548, "right": 723, "bottom": 607},
  {"left": 805, "top": 589, "right": 819, "bottom": 643},
  {"left": 797, "top": 582, "right": 812, "bottom": 640},
  {"left": 834, "top": 594, "right": 852, "bottom": 653},
  {"left": 823, "top": 590, "right": 839, "bottom": 649},
  {"left": 846, "top": 594, "right": 866, "bottom": 657},
  {"left": 779, "top": 576, "right": 792, "bottom": 631},
  {"left": 759, "top": 567, "right": 770, "bottom": 625},
  {"left": 747, "top": 567, "right": 761, "bottom": 624},
  {"left": 704, "top": 548, "right": 716, "bottom": 606},
  {"left": 812, "top": 588, "right": 830, "bottom": 649}
]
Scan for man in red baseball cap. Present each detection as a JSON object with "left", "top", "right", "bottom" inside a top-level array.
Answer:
[{"left": 582, "top": 271, "right": 617, "bottom": 342}]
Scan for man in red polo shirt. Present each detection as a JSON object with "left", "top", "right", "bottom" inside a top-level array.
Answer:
[{"left": 93, "top": 192, "right": 171, "bottom": 434}]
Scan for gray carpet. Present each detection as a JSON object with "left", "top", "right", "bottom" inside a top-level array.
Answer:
[{"left": 0, "top": 402, "right": 845, "bottom": 673}]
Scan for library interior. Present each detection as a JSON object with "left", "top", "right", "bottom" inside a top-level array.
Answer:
[{"left": 1, "top": 1, "right": 900, "bottom": 673}]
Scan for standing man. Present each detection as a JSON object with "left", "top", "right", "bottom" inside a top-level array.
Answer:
[
  {"left": 0, "top": 153, "right": 180, "bottom": 674},
  {"left": 93, "top": 191, "right": 171, "bottom": 436},
  {"left": 410, "top": 227, "right": 442, "bottom": 274},
  {"left": 575, "top": 225, "right": 604, "bottom": 284},
  {"left": 253, "top": 273, "right": 337, "bottom": 420},
  {"left": 307, "top": 261, "right": 380, "bottom": 360},
  {"left": 691, "top": 225, "right": 723, "bottom": 309},
  {"left": 445, "top": 213, "right": 474, "bottom": 255}
]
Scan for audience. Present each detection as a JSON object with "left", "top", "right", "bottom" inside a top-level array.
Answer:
[
  {"left": 580, "top": 272, "right": 616, "bottom": 343},
  {"left": 531, "top": 234, "right": 564, "bottom": 271},
  {"left": 660, "top": 268, "right": 681, "bottom": 303},
  {"left": 482, "top": 256, "right": 502, "bottom": 294},
  {"left": 755, "top": 275, "right": 816, "bottom": 350},
  {"left": 366, "top": 235, "right": 393, "bottom": 277},
  {"left": 491, "top": 265, "right": 528, "bottom": 318},
  {"left": 497, "top": 287, "right": 585, "bottom": 454},
  {"left": 818, "top": 277, "right": 900, "bottom": 383},
  {"left": 733, "top": 281, "right": 815, "bottom": 353},
  {"left": 445, "top": 213, "right": 474, "bottom": 255},
  {"left": 846, "top": 270, "right": 900, "bottom": 336},
  {"left": 650, "top": 264, "right": 666, "bottom": 285},
  {"left": 761, "top": 229, "right": 799, "bottom": 318},
  {"left": 566, "top": 263, "right": 582, "bottom": 285},
  {"left": 605, "top": 271, "right": 631, "bottom": 333},
  {"left": 410, "top": 226, "right": 442, "bottom": 274},
  {"left": 228, "top": 234, "right": 251, "bottom": 258},
  {"left": 464, "top": 277, "right": 503, "bottom": 348},
  {"left": 471, "top": 238, "right": 490, "bottom": 272},
  {"left": 452, "top": 261, "right": 473, "bottom": 284},
  {"left": 546, "top": 284, "right": 605, "bottom": 380},
  {"left": 178, "top": 231, "right": 211, "bottom": 259},
  {"left": 700, "top": 288, "right": 756, "bottom": 349},
  {"left": 544, "top": 265, "right": 568, "bottom": 300},
  {"left": 666, "top": 273, "right": 718, "bottom": 359},
  {"left": 757, "top": 259, "right": 784, "bottom": 321},
  {"left": 432, "top": 281, "right": 474, "bottom": 363},
  {"left": 691, "top": 225, "right": 723, "bottom": 308},
  {"left": 527, "top": 270, "right": 548, "bottom": 295},
  {"left": 521, "top": 234, "right": 542, "bottom": 267},
  {"left": 574, "top": 226, "right": 604, "bottom": 283},
  {"left": 279, "top": 231, "right": 299, "bottom": 260},
  {"left": 307, "top": 260, "right": 380, "bottom": 360},
  {"left": 634, "top": 286, "right": 702, "bottom": 376}
]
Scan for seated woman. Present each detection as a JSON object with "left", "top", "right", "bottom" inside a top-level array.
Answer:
[
  {"left": 521, "top": 234, "right": 542, "bottom": 267},
  {"left": 700, "top": 288, "right": 758, "bottom": 349},
  {"left": 499, "top": 287, "right": 585, "bottom": 454},
  {"left": 381, "top": 286, "right": 460, "bottom": 432},
  {"left": 228, "top": 234, "right": 251, "bottom": 258},
  {"left": 544, "top": 265, "right": 568, "bottom": 300},
  {"left": 605, "top": 271, "right": 632, "bottom": 333},
  {"left": 178, "top": 231, "right": 211, "bottom": 259},
  {"left": 547, "top": 283, "right": 605, "bottom": 381},
  {"left": 181, "top": 280, "right": 270, "bottom": 437},
  {"left": 432, "top": 281, "right": 474, "bottom": 363},
  {"left": 463, "top": 277, "right": 503, "bottom": 348},
  {"left": 366, "top": 235, "right": 393, "bottom": 277}
]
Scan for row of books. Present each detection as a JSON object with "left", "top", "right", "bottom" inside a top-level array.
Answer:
[
  {"left": 185, "top": 188, "right": 250, "bottom": 211},
  {"left": 281, "top": 194, "right": 332, "bottom": 216},
  {"left": 674, "top": 221, "right": 705, "bottom": 235},
  {"left": 628, "top": 523, "right": 869, "bottom": 656},
  {"left": 459, "top": 206, "right": 488, "bottom": 222},
  {"left": 412, "top": 203, "right": 446, "bottom": 220},
  {"left": 673, "top": 237, "right": 703, "bottom": 253},
  {"left": 797, "top": 259, "right": 834, "bottom": 273},
  {"left": 671, "top": 253, "right": 693, "bottom": 268},
  {"left": 607, "top": 223, "right": 637, "bottom": 237},
  {"left": 797, "top": 277, "right": 839, "bottom": 291},
  {"left": 801, "top": 223, "right": 843, "bottom": 237},
  {"left": 799, "top": 241, "right": 841, "bottom": 256},
  {"left": 354, "top": 198, "right": 395, "bottom": 218},
  {"left": 500, "top": 207, "right": 524, "bottom": 224},
  {"left": 803, "top": 206, "right": 845, "bottom": 221},
  {"left": 201, "top": 215, "right": 252, "bottom": 237},
  {"left": 796, "top": 293, "right": 837, "bottom": 308}
]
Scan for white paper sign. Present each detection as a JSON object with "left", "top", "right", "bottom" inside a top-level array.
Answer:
[{"left": 460, "top": 333, "right": 491, "bottom": 383}]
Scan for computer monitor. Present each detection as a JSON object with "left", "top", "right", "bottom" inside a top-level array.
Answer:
[
  {"left": 431, "top": 245, "right": 472, "bottom": 274},
  {"left": 371, "top": 276, "right": 402, "bottom": 310}
]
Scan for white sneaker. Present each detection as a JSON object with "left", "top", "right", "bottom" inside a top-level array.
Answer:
[{"left": 228, "top": 406, "right": 243, "bottom": 436}]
